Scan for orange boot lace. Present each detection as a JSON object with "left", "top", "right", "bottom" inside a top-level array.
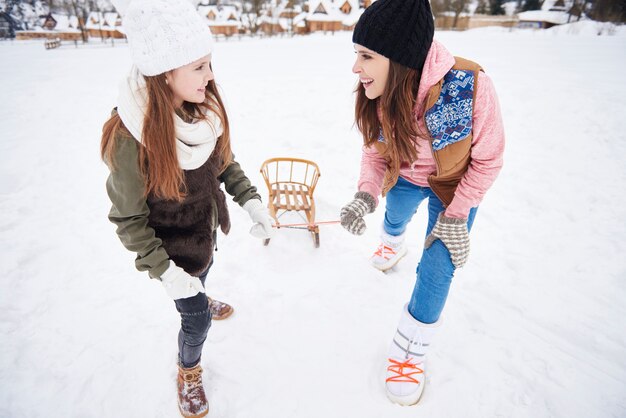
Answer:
[
  {"left": 386, "top": 358, "right": 424, "bottom": 384},
  {"left": 373, "top": 243, "right": 398, "bottom": 261}
]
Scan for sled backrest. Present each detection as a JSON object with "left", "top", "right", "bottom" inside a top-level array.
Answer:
[{"left": 260, "top": 157, "right": 321, "bottom": 196}]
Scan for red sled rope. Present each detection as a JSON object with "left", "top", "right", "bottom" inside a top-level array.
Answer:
[{"left": 272, "top": 220, "right": 341, "bottom": 229}]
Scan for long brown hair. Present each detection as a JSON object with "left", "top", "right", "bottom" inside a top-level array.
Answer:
[
  {"left": 354, "top": 61, "right": 423, "bottom": 164},
  {"left": 101, "top": 71, "right": 232, "bottom": 202}
]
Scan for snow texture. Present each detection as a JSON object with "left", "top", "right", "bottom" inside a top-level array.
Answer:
[{"left": 1, "top": 27, "right": 626, "bottom": 418}]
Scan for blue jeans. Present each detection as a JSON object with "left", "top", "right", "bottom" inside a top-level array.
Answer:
[
  {"left": 383, "top": 177, "right": 477, "bottom": 324},
  {"left": 174, "top": 261, "right": 213, "bottom": 368}
]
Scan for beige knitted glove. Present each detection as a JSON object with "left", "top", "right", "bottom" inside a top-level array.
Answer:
[
  {"left": 424, "top": 213, "right": 470, "bottom": 268},
  {"left": 340, "top": 191, "right": 377, "bottom": 235}
]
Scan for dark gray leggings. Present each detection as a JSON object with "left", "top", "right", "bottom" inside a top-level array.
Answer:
[{"left": 174, "top": 263, "right": 212, "bottom": 368}]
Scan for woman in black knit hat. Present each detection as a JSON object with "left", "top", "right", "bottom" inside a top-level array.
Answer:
[{"left": 340, "top": 0, "right": 505, "bottom": 406}]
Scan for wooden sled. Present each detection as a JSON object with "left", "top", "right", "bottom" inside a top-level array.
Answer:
[{"left": 260, "top": 157, "right": 321, "bottom": 247}]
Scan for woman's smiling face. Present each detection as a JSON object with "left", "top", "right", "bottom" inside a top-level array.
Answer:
[
  {"left": 352, "top": 45, "right": 390, "bottom": 100},
  {"left": 166, "top": 54, "right": 214, "bottom": 108}
]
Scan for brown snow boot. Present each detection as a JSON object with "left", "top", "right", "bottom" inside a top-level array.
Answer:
[
  {"left": 207, "top": 296, "right": 234, "bottom": 320},
  {"left": 177, "top": 364, "right": 209, "bottom": 418}
]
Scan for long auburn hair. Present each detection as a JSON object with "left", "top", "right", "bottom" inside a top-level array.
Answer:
[
  {"left": 355, "top": 61, "right": 423, "bottom": 164},
  {"left": 100, "top": 70, "right": 232, "bottom": 202}
]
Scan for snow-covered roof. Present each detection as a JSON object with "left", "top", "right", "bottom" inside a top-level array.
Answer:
[
  {"left": 293, "top": 12, "right": 308, "bottom": 26},
  {"left": 306, "top": 0, "right": 362, "bottom": 23},
  {"left": 277, "top": 17, "right": 291, "bottom": 30},
  {"left": 342, "top": 13, "right": 360, "bottom": 26},
  {"left": 103, "top": 13, "right": 119, "bottom": 27},
  {"left": 307, "top": 0, "right": 339, "bottom": 21},
  {"left": 307, "top": 14, "right": 341, "bottom": 22},
  {"left": 49, "top": 13, "right": 79, "bottom": 31},
  {"left": 438, "top": 11, "right": 471, "bottom": 18},
  {"left": 198, "top": 5, "right": 220, "bottom": 19},
  {"left": 209, "top": 20, "right": 241, "bottom": 27},
  {"left": 85, "top": 12, "right": 122, "bottom": 31},
  {"left": 517, "top": 10, "right": 571, "bottom": 24},
  {"left": 544, "top": 19, "right": 608, "bottom": 35},
  {"left": 198, "top": 4, "right": 241, "bottom": 26},
  {"left": 257, "top": 15, "right": 271, "bottom": 24},
  {"left": 541, "top": 0, "right": 573, "bottom": 11},
  {"left": 219, "top": 5, "right": 241, "bottom": 15},
  {"left": 338, "top": 0, "right": 360, "bottom": 13},
  {"left": 257, "top": 1, "right": 309, "bottom": 29},
  {"left": 265, "top": 0, "right": 302, "bottom": 19}
]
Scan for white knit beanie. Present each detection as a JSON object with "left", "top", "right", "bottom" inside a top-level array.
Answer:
[{"left": 112, "top": 0, "right": 214, "bottom": 76}]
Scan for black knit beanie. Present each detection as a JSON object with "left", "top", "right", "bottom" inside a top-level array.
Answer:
[{"left": 352, "top": 0, "right": 435, "bottom": 71}]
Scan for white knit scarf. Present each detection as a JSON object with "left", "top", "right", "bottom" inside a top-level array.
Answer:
[{"left": 116, "top": 67, "right": 223, "bottom": 170}]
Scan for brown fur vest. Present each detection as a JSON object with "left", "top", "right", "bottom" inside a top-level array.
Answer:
[{"left": 146, "top": 152, "right": 230, "bottom": 276}]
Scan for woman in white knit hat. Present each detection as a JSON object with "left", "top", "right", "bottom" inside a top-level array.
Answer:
[{"left": 100, "top": 1, "right": 274, "bottom": 416}]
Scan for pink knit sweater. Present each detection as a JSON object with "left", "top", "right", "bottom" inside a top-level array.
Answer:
[{"left": 357, "top": 40, "right": 505, "bottom": 219}]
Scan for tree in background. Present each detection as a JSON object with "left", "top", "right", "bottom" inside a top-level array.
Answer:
[
  {"left": 4, "top": 0, "right": 46, "bottom": 29},
  {"left": 450, "top": 0, "right": 470, "bottom": 27},
  {"left": 489, "top": 0, "right": 505, "bottom": 14},
  {"left": 284, "top": 0, "right": 297, "bottom": 36},
  {"left": 522, "top": 0, "right": 541, "bottom": 11},
  {"left": 242, "top": 0, "right": 264, "bottom": 34},
  {"left": 475, "top": 0, "right": 489, "bottom": 14},
  {"left": 61, "top": 0, "right": 88, "bottom": 41},
  {"left": 3, "top": 0, "right": 21, "bottom": 13},
  {"left": 590, "top": 0, "right": 626, "bottom": 22},
  {"left": 431, "top": 0, "right": 470, "bottom": 29},
  {"left": 430, "top": 0, "right": 450, "bottom": 17},
  {"left": 566, "top": 0, "right": 585, "bottom": 21}
]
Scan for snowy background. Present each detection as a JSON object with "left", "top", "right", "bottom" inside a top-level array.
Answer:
[{"left": 1, "top": 25, "right": 626, "bottom": 417}]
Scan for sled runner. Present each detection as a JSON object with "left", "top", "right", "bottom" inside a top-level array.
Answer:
[{"left": 260, "top": 157, "right": 322, "bottom": 247}]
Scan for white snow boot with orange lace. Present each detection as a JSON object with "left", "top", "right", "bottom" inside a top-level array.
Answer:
[
  {"left": 370, "top": 230, "right": 407, "bottom": 271},
  {"left": 385, "top": 304, "right": 441, "bottom": 406}
]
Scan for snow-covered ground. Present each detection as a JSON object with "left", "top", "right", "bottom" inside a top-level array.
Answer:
[{"left": 1, "top": 28, "right": 625, "bottom": 418}]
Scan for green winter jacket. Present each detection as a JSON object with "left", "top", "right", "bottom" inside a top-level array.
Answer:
[{"left": 105, "top": 130, "right": 260, "bottom": 279}]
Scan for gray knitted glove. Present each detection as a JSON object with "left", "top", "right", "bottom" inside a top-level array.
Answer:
[
  {"left": 424, "top": 213, "right": 470, "bottom": 268},
  {"left": 340, "top": 191, "right": 376, "bottom": 235}
]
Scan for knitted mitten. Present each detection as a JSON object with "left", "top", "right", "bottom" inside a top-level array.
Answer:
[
  {"left": 243, "top": 199, "right": 274, "bottom": 239},
  {"left": 340, "top": 192, "right": 376, "bottom": 235},
  {"left": 161, "top": 263, "right": 205, "bottom": 300},
  {"left": 424, "top": 213, "right": 470, "bottom": 268}
]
